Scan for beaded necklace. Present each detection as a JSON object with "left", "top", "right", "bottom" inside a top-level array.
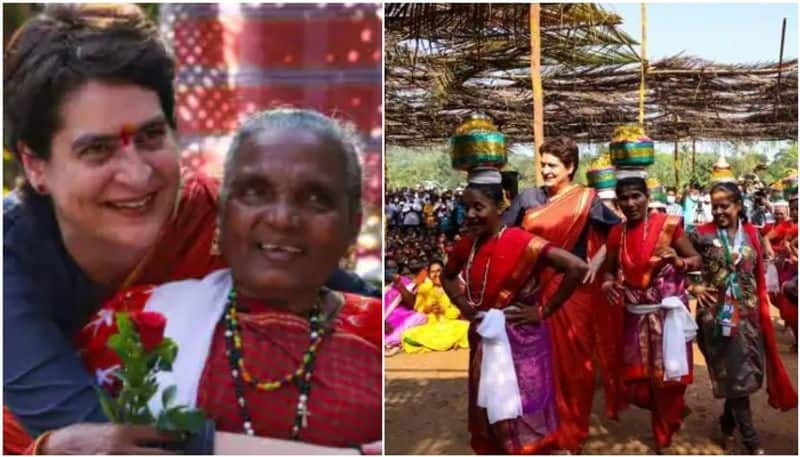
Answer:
[
  {"left": 465, "top": 226, "right": 507, "bottom": 308},
  {"left": 223, "top": 288, "right": 326, "bottom": 438}
]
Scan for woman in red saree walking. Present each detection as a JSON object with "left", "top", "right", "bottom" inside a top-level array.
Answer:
[
  {"left": 764, "top": 194, "right": 798, "bottom": 343},
  {"left": 442, "top": 167, "right": 588, "bottom": 454},
  {"left": 601, "top": 175, "right": 702, "bottom": 452}
]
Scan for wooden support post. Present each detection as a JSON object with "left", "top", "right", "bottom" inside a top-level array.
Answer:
[
  {"left": 639, "top": 3, "right": 647, "bottom": 126},
  {"left": 530, "top": 3, "right": 543, "bottom": 185},
  {"left": 674, "top": 139, "right": 679, "bottom": 188},
  {"left": 775, "top": 17, "right": 787, "bottom": 118},
  {"left": 692, "top": 138, "right": 696, "bottom": 178}
]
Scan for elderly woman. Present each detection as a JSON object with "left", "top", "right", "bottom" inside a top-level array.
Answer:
[
  {"left": 37, "top": 109, "right": 382, "bottom": 454},
  {"left": 3, "top": 5, "right": 376, "bottom": 452},
  {"left": 688, "top": 182, "right": 796, "bottom": 454},
  {"left": 501, "top": 137, "right": 622, "bottom": 450}
]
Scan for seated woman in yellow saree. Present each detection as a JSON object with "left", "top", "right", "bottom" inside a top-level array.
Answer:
[{"left": 401, "top": 260, "right": 469, "bottom": 353}]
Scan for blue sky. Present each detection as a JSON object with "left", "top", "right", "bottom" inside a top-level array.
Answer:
[{"left": 601, "top": 3, "right": 798, "bottom": 64}]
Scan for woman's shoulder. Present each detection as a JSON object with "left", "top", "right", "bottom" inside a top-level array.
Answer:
[
  {"left": 331, "top": 291, "right": 381, "bottom": 348},
  {"left": 504, "top": 226, "right": 539, "bottom": 244},
  {"left": 4, "top": 192, "right": 56, "bottom": 246},
  {"left": 176, "top": 172, "right": 221, "bottom": 212}
]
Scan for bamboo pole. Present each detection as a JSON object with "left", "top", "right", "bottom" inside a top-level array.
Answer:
[
  {"left": 674, "top": 139, "right": 680, "bottom": 187},
  {"left": 639, "top": 2, "right": 647, "bottom": 126},
  {"left": 775, "top": 17, "right": 787, "bottom": 118},
  {"left": 530, "top": 3, "right": 543, "bottom": 185},
  {"left": 692, "top": 138, "right": 696, "bottom": 177}
]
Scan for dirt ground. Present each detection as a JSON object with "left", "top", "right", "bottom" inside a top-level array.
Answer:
[{"left": 385, "top": 310, "right": 798, "bottom": 455}]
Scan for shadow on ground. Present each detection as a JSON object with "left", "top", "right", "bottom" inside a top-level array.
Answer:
[{"left": 385, "top": 317, "right": 798, "bottom": 455}]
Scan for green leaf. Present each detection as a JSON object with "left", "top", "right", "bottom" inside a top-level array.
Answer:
[
  {"left": 164, "top": 407, "right": 206, "bottom": 434},
  {"left": 180, "top": 410, "right": 206, "bottom": 434},
  {"left": 155, "top": 411, "right": 175, "bottom": 432},
  {"left": 106, "top": 334, "right": 128, "bottom": 362},
  {"left": 161, "top": 385, "right": 177, "bottom": 408},
  {"left": 95, "top": 387, "right": 120, "bottom": 423},
  {"left": 116, "top": 313, "right": 135, "bottom": 339},
  {"left": 156, "top": 339, "right": 179, "bottom": 366}
]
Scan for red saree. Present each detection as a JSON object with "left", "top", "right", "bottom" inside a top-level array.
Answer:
[
  {"left": 73, "top": 281, "right": 381, "bottom": 447},
  {"left": 608, "top": 212, "right": 691, "bottom": 449},
  {"left": 766, "top": 221, "right": 798, "bottom": 338},
  {"left": 696, "top": 223, "right": 797, "bottom": 412},
  {"left": 4, "top": 173, "right": 224, "bottom": 454},
  {"left": 446, "top": 227, "right": 560, "bottom": 454},
  {"left": 520, "top": 184, "right": 624, "bottom": 451}
]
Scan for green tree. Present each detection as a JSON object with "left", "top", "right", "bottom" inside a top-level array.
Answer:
[{"left": 766, "top": 142, "right": 798, "bottom": 183}]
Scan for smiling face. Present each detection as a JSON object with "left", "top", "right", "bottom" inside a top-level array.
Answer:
[
  {"left": 462, "top": 187, "right": 502, "bottom": 238},
  {"left": 539, "top": 153, "right": 574, "bottom": 190},
  {"left": 22, "top": 80, "right": 180, "bottom": 255},
  {"left": 617, "top": 183, "right": 649, "bottom": 223},
  {"left": 220, "top": 127, "right": 358, "bottom": 303},
  {"left": 428, "top": 261, "right": 443, "bottom": 287},
  {"left": 710, "top": 189, "right": 742, "bottom": 229}
]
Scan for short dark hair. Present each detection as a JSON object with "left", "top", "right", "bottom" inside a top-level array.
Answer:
[
  {"left": 540, "top": 136, "right": 579, "bottom": 179},
  {"left": 465, "top": 183, "right": 504, "bottom": 206},
  {"left": 710, "top": 182, "right": 743, "bottom": 205},
  {"left": 616, "top": 177, "right": 648, "bottom": 196},
  {"left": 4, "top": 4, "right": 175, "bottom": 164}
]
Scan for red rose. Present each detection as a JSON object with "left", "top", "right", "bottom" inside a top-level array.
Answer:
[{"left": 130, "top": 311, "right": 166, "bottom": 352}]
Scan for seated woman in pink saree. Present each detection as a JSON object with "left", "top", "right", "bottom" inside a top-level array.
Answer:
[
  {"left": 601, "top": 176, "right": 702, "bottom": 451},
  {"left": 383, "top": 260, "right": 427, "bottom": 352},
  {"left": 441, "top": 168, "right": 588, "bottom": 454}
]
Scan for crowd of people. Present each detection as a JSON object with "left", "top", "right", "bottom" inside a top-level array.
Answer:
[
  {"left": 384, "top": 188, "right": 465, "bottom": 270},
  {"left": 384, "top": 130, "right": 798, "bottom": 454}
]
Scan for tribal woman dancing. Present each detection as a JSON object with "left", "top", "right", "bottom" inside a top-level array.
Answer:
[
  {"left": 601, "top": 175, "right": 702, "bottom": 452},
  {"left": 442, "top": 167, "right": 588, "bottom": 454}
]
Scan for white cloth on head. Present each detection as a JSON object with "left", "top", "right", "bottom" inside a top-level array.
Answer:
[
  {"left": 475, "top": 309, "right": 523, "bottom": 424},
  {"left": 597, "top": 189, "right": 616, "bottom": 200},
  {"left": 616, "top": 168, "right": 648, "bottom": 180},
  {"left": 468, "top": 167, "right": 503, "bottom": 185},
  {"left": 625, "top": 296, "right": 697, "bottom": 382},
  {"left": 144, "top": 268, "right": 232, "bottom": 414}
]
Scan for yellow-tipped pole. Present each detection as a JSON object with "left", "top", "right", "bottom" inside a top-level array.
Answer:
[{"left": 530, "top": 3, "right": 543, "bottom": 185}]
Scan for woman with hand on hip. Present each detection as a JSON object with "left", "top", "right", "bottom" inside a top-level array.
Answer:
[{"left": 442, "top": 167, "right": 588, "bottom": 454}]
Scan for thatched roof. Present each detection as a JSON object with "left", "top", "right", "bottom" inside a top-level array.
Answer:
[{"left": 386, "top": 3, "right": 798, "bottom": 145}]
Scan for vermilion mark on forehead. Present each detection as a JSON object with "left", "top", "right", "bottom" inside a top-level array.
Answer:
[{"left": 119, "top": 124, "right": 136, "bottom": 147}]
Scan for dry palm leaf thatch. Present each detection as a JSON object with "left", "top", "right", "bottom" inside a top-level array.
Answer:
[{"left": 386, "top": 4, "right": 797, "bottom": 145}]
